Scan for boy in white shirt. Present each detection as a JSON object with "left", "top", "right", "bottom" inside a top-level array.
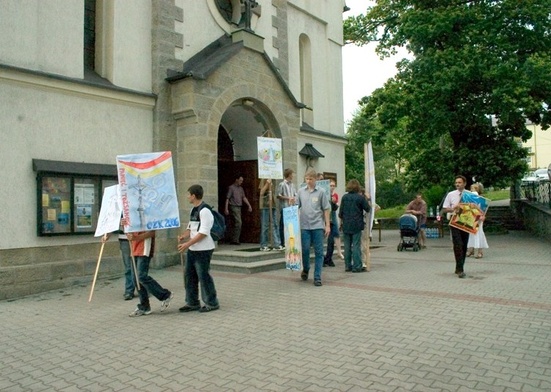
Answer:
[{"left": 177, "top": 184, "right": 220, "bottom": 312}]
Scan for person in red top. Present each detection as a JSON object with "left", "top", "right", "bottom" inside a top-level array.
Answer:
[{"left": 127, "top": 230, "right": 173, "bottom": 317}]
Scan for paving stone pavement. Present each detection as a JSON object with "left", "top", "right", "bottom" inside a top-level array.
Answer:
[{"left": 1, "top": 230, "right": 551, "bottom": 392}]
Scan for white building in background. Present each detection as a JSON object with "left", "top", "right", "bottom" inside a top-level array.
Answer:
[
  {"left": 524, "top": 122, "right": 551, "bottom": 170},
  {"left": 0, "top": 0, "right": 348, "bottom": 300}
]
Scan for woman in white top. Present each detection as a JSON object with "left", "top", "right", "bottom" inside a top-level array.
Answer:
[{"left": 467, "top": 183, "right": 488, "bottom": 258}]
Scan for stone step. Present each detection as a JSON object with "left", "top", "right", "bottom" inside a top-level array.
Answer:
[{"left": 211, "top": 258, "right": 286, "bottom": 274}]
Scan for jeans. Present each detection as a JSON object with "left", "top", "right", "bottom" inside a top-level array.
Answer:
[
  {"left": 343, "top": 231, "right": 362, "bottom": 271},
  {"left": 136, "top": 256, "right": 171, "bottom": 310},
  {"left": 260, "top": 208, "right": 281, "bottom": 248},
  {"left": 185, "top": 250, "right": 218, "bottom": 307},
  {"left": 229, "top": 205, "right": 242, "bottom": 243},
  {"left": 451, "top": 227, "right": 469, "bottom": 273},
  {"left": 119, "top": 240, "right": 135, "bottom": 296},
  {"left": 301, "top": 229, "right": 325, "bottom": 282},
  {"left": 278, "top": 210, "right": 284, "bottom": 244},
  {"left": 324, "top": 221, "right": 339, "bottom": 262}
]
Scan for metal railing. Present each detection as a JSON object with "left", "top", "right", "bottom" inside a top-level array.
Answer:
[{"left": 519, "top": 180, "right": 551, "bottom": 208}]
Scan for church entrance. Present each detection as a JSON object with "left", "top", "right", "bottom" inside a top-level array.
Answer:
[{"left": 216, "top": 99, "right": 279, "bottom": 245}]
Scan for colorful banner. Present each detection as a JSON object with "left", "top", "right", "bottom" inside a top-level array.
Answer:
[
  {"left": 94, "top": 185, "right": 121, "bottom": 237},
  {"left": 257, "top": 137, "right": 283, "bottom": 179},
  {"left": 282, "top": 205, "right": 302, "bottom": 271},
  {"left": 449, "top": 190, "right": 490, "bottom": 234},
  {"left": 116, "top": 151, "right": 180, "bottom": 233},
  {"left": 366, "top": 141, "right": 376, "bottom": 233}
]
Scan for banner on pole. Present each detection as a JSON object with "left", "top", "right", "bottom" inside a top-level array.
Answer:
[
  {"left": 94, "top": 185, "right": 121, "bottom": 237},
  {"left": 282, "top": 205, "right": 302, "bottom": 271},
  {"left": 257, "top": 137, "right": 283, "bottom": 179},
  {"left": 116, "top": 151, "right": 180, "bottom": 233}
]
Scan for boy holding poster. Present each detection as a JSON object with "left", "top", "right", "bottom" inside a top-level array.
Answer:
[{"left": 127, "top": 230, "right": 174, "bottom": 316}]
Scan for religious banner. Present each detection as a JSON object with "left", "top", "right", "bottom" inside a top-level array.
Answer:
[
  {"left": 116, "top": 151, "right": 180, "bottom": 233},
  {"left": 94, "top": 185, "right": 121, "bottom": 237},
  {"left": 282, "top": 205, "right": 302, "bottom": 271},
  {"left": 257, "top": 137, "right": 283, "bottom": 179},
  {"left": 449, "top": 190, "right": 490, "bottom": 234}
]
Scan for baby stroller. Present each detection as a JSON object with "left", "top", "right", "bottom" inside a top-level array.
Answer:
[{"left": 397, "top": 214, "right": 420, "bottom": 251}]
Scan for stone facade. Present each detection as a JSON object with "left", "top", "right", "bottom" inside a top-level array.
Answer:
[{"left": 0, "top": 0, "right": 347, "bottom": 300}]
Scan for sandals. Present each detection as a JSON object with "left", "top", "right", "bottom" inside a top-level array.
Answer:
[
  {"left": 466, "top": 250, "right": 474, "bottom": 257},
  {"left": 475, "top": 252, "right": 483, "bottom": 259}
]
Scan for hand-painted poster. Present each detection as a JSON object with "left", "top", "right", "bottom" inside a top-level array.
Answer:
[
  {"left": 94, "top": 185, "right": 121, "bottom": 237},
  {"left": 117, "top": 151, "right": 180, "bottom": 233},
  {"left": 449, "top": 190, "right": 490, "bottom": 234},
  {"left": 257, "top": 137, "right": 283, "bottom": 179},
  {"left": 282, "top": 205, "right": 302, "bottom": 271}
]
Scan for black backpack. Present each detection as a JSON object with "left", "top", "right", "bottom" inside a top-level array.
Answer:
[{"left": 198, "top": 203, "right": 226, "bottom": 242}]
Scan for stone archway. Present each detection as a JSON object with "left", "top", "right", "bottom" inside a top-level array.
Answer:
[{"left": 216, "top": 98, "right": 282, "bottom": 244}]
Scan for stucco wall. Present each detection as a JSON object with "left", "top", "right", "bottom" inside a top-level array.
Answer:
[{"left": 0, "top": 71, "right": 154, "bottom": 250}]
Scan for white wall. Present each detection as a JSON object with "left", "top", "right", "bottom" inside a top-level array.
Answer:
[
  {"left": 0, "top": 0, "right": 83, "bottom": 78},
  {"left": 0, "top": 74, "right": 154, "bottom": 249},
  {"left": 287, "top": 2, "right": 345, "bottom": 135}
]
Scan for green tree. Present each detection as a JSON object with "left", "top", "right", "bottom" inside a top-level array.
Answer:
[{"left": 344, "top": 0, "right": 551, "bottom": 188}]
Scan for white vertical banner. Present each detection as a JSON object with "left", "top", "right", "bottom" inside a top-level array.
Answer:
[
  {"left": 257, "top": 137, "right": 283, "bottom": 179},
  {"left": 366, "top": 141, "right": 376, "bottom": 233},
  {"left": 362, "top": 142, "right": 376, "bottom": 271}
]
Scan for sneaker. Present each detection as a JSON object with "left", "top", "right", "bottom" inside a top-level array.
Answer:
[
  {"left": 326, "top": 260, "right": 336, "bottom": 267},
  {"left": 160, "top": 292, "right": 173, "bottom": 312},
  {"left": 301, "top": 270, "right": 309, "bottom": 281},
  {"left": 260, "top": 247, "right": 271, "bottom": 252},
  {"left": 199, "top": 304, "right": 220, "bottom": 313},
  {"left": 124, "top": 293, "right": 134, "bottom": 301},
  {"left": 458, "top": 272, "right": 466, "bottom": 279},
  {"left": 179, "top": 304, "right": 201, "bottom": 313},
  {"left": 314, "top": 280, "right": 322, "bottom": 287},
  {"left": 129, "top": 307, "right": 151, "bottom": 317},
  {"left": 275, "top": 245, "right": 285, "bottom": 251}
]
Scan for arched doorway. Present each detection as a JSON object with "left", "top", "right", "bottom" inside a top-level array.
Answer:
[{"left": 217, "top": 98, "right": 280, "bottom": 245}]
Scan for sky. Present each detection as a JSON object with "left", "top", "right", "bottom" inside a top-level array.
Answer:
[{"left": 342, "top": 0, "right": 407, "bottom": 124}]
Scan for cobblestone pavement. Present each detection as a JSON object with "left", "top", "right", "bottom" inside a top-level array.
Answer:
[{"left": 1, "top": 230, "right": 550, "bottom": 391}]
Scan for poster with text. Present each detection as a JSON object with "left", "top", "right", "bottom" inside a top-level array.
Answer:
[
  {"left": 117, "top": 151, "right": 180, "bottom": 233},
  {"left": 283, "top": 205, "right": 302, "bottom": 271},
  {"left": 257, "top": 137, "right": 283, "bottom": 179},
  {"left": 94, "top": 185, "right": 121, "bottom": 237}
]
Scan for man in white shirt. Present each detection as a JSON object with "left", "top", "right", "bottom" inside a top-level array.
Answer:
[
  {"left": 277, "top": 168, "right": 297, "bottom": 245},
  {"left": 177, "top": 184, "right": 220, "bottom": 312},
  {"left": 441, "top": 175, "right": 469, "bottom": 279}
]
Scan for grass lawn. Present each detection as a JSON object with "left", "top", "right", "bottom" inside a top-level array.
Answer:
[{"left": 375, "top": 188, "right": 510, "bottom": 219}]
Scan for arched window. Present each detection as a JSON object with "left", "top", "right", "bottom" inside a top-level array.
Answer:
[{"left": 299, "top": 33, "right": 313, "bottom": 125}]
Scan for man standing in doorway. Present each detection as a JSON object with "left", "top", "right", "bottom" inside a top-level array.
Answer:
[
  {"left": 441, "top": 175, "right": 469, "bottom": 279},
  {"left": 224, "top": 174, "right": 253, "bottom": 245}
]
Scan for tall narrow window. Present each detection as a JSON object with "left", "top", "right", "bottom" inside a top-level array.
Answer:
[
  {"left": 84, "top": 0, "right": 96, "bottom": 70},
  {"left": 299, "top": 34, "right": 313, "bottom": 125}
]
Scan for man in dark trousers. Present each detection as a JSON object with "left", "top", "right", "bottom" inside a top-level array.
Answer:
[
  {"left": 441, "top": 175, "right": 469, "bottom": 278},
  {"left": 224, "top": 174, "right": 252, "bottom": 245},
  {"left": 339, "top": 179, "right": 371, "bottom": 273}
]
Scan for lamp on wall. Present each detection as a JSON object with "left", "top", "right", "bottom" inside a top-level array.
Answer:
[{"left": 299, "top": 143, "right": 324, "bottom": 168}]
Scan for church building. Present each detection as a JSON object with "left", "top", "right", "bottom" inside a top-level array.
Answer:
[{"left": 0, "top": 0, "right": 348, "bottom": 299}]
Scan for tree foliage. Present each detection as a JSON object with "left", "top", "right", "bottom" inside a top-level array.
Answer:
[{"left": 344, "top": 0, "right": 551, "bottom": 189}]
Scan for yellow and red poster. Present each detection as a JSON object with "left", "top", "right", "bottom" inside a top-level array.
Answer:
[
  {"left": 449, "top": 190, "right": 490, "bottom": 234},
  {"left": 116, "top": 151, "right": 180, "bottom": 233}
]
